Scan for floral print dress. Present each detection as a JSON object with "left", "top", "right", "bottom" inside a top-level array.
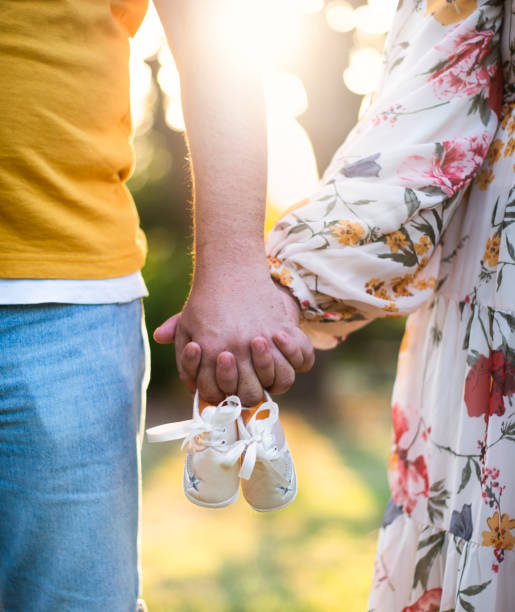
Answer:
[{"left": 266, "top": 1, "right": 515, "bottom": 610}]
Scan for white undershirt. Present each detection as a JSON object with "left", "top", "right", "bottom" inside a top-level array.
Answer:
[{"left": 0, "top": 272, "right": 148, "bottom": 305}]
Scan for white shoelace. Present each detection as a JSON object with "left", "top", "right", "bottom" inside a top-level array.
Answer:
[
  {"left": 146, "top": 393, "right": 244, "bottom": 463},
  {"left": 237, "top": 395, "right": 291, "bottom": 487}
]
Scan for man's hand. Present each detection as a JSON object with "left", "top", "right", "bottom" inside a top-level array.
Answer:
[{"left": 155, "top": 274, "right": 315, "bottom": 405}]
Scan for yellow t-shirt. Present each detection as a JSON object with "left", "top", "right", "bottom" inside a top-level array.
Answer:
[{"left": 0, "top": 0, "right": 148, "bottom": 279}]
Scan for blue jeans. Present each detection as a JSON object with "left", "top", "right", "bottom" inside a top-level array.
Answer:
[{"left": 0, "top": 301, "right": 149, "bottom": 611}]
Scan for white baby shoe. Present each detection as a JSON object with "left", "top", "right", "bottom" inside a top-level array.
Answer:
[
  {"left": 146, "top": 392, "right": 246, "bottom": 508},
  {"left": 237, "top": 393, "right": 297, "bottom": 512}
]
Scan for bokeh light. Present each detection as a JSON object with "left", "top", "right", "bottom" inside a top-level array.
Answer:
[
  {"left": 129, "top": 1, "right": 399, "bottom": 132},
  {"left": 354, "top": 0, "right": 396, "bottom": 35},
  {"left": 300, "top": 0, "right": 325, "bottom": 14},
  {"left": 157, "top": 47, "right": 185, "bottom": 133},
  {"left": 344, "top": 47, "right": 384, "bottom": 96},
  {"left": 129, "top": 2, "right": 164, "bottom": 133},
  {"left": 324, "top": 0, "right": 398, "bottom": 95},
  {"left": 213, "top": 0, "right": 308, "bottom": 70},
  {"left": 128, "top": 1, "right": 398, "bottom": 201},
  {"left": 325, "top": 1, "right": 355, "bottom": 33},
  {"left": 367, "top": 0, "right": 398, "bottom": 32},
  {"left": 128, "top": 52, "right": 155, "bottom": 134}
]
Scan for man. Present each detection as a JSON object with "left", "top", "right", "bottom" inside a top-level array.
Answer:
[{"left": 0, "top": 1, "right": 313, "bottom": 610}]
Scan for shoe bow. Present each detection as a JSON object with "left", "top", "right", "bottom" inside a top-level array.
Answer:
[
  {"left": 146, "top": 392, "right": 243, "bottom": 456},
  {"left": 236, "top": 396, "right": 291, "bottom": 488}
]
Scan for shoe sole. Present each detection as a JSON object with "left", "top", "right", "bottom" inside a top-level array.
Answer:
[
  {"left": 246, "top": 486, "right": 298, "bottom": 512},
  {"left": 183, "top": 481, "right": 240, "bottom": 509},
  {"left": 244, "top": 466, "right": 298, "bottom": 512}
]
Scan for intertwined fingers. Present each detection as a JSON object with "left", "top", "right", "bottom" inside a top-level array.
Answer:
[{"left": 176, "top": 330, "right": 314, "bottom": 404}]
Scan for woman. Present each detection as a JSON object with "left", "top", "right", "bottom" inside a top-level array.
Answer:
[{"left": 265, "top": 1, "right": 515, "bottom": 609}]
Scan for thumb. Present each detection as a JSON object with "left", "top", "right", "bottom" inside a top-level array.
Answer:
[{"left": 154, "top": 312, "right": 182, "bottom": 344}]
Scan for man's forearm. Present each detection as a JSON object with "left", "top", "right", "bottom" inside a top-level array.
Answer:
[
  {"left": 153, "top": 1, "right": 314, "bottom": 404},
  {"left": 155, "top": 0, "right": 268, "bottom": 277}
]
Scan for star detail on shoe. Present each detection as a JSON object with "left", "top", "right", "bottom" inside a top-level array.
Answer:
[
  {"left": 278, "top": 483, "right": 293, "bottom": 497},
  {"left": 187, "top": 472, "right": 201, "bottom": 491}
]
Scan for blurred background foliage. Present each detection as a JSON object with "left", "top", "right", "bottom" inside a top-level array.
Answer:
[{"left": 129, "top": 1, "right": 405, "bottom": 608}]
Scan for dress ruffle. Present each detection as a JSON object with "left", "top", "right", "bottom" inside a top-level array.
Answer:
[{"left": 369, "top": 510, "right": 515, "bottom": 612}]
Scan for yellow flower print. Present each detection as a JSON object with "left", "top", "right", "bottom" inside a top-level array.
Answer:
[
  {"left": 271, "top": 266, "right": 293, "bottom": 286},
  {"left": 484, "top": 234, "right": 501, "bottom": 267},
  {"left": 416, "top": 257, "right": 429, "bottom": 275},
  {"left": 475, "top": 169, "right": 495, "bottom": 191},
  {"left": 385, "top": 230, "right": 409, "bottom": 253},
  {"left": 365, "top": 278, "right": 393, "bottom": 301},
  {"left": 330, "top": 220, "right": 365, "bottom": 246},
  {"left": 267, "top": 256, "right": 282, "bottom": 269},
  {"left": 383, "top": 303, "right": 399, "bottom": 314},
  {"left": 391, "top": 274, "right": 414, "bottom": 297},
  {"left": 487, "top": 139, "right": 504, "bottom": 165},
  {"left": 425, "top": 0, "right": 477, "bottom": 26},
  {"left": 278, "top": 268, "right": 293, "bottom": 286},
  {"left": 504, "top": 138, "right": 515, "bottom": 158},
  {"left": 501, "top": 104, "right": 515, "bottom": 130},
  {"left": 508, "top": 119, "right": 515, "bottom": 137},
  {"left": 415, "top": 235, "right": 432, "bottom": 256},
  {"left": 413, "top": 277, "right": 437, "bottom": 291},
  {"left": 377, "top": 288, "right": 393, "bottom": 300},
  {"left": 481, "top": 512, "right": 515, "bottom": 550}
]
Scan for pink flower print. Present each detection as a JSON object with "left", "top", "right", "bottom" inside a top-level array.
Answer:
[
  {"left": 398, "top": 133, "right": 490, "bottom": 197},
  {"left": 464, "top": 350, "right": 515, "bottom": 420},
  {"left": 402, "top": 588, "right": 442, "bottom": 612},
  {"left": 392, "top": 401, "right": 409, "bottom": 445},
  {"left": 389, "top": 451, "right": 430, "bottom": 514},
  {"left": 431, "top": 134, "right": 490, "bottom": 195},
  {"left": 430, "top": 27, "right": 497, "bottom": 101},
  {"left": 370, "top": 104, "right": 405, "bottom": 127},
  {"left": 488, "top": 63, "right": 503, "bottom": 118},
  {"left": 389, "top": 403, "right": 430, "bottom": 514}
]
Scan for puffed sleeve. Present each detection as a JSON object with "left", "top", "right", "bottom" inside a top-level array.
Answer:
[{"left": 266, "top": 0, "right": 504, "bottom": 348}]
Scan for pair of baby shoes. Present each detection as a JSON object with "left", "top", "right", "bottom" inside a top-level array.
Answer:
[{"left": 146, "top": 391, "right": 297, "bottom": 511}]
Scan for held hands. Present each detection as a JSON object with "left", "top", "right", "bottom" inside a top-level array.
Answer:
[{"left": 154, "top": 271, "right": 315, "bottom": 405}]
